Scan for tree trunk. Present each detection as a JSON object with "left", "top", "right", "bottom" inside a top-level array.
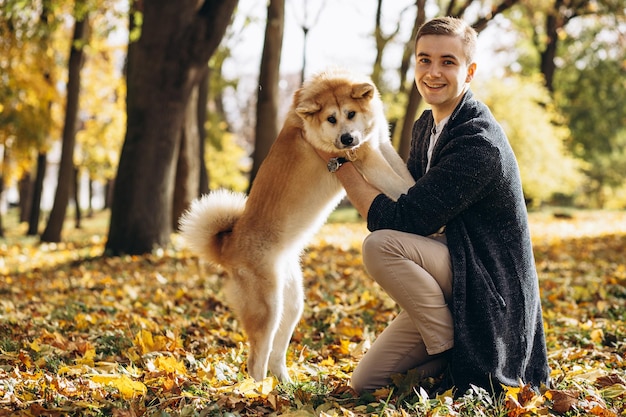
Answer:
[
  {"left": 371, "top": 0, "right": 404, "bottom": 88},
  {"left": 73, "top": 166, "right": 81, "bottom": 229},
  {"left": 0, "top": 146, "right": 10, "bottom": 236},
  {"left": 398, "top": 83, "right": 423, "bottom": 161},
  {"left": 18, "top": 172, "right": 32, "bottom": 223},
  {"left": 172, "top": 83, "right": 202, "bottom": 230},
  {"left": 247, "top": 0, "right": 284, "bottom": 192},
  {"left": 40, "top": 8, "right": 88, "bottom": 243},
  {"left": 541, "top": 0, "right": 564, "bottom": 92},
  {"left": 105, "top": 0, "right": 237, "bottom": 255},
  {"left": 398, "top": 0, "right": 424, "bottom": 96},
  {"left": 371, "top": 0, "right": 385, "bottom": 87},
  {"left": 397, "top": 1, "right": 426, "bottom": 160},
  {"left": 87, "top": 177, "right": 94, "bottom": 217},
  {"left": 0, "top": 187, "right": 3, "bottom": 238},
  {"left": 27, "top": 152, "right": 47, "bottom": 236},
  {"left": 104, "top": 179, "right": 114, "bottom": 209},
  {"left": 197, "top": 68, "right": 210, "bottom": 195},
  {"left": 173, "top": 65, "right": 211, "bottom": 227}
]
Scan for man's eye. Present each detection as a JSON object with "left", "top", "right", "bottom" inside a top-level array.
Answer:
[
  {"left": 327, "top": 116, "right": 336, "bottom": 124},
  {"left": 347, "top": 111, "right": 355, "bottom": 119}
]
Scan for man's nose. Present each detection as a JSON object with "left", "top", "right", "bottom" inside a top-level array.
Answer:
[{"left": 429, "top": 63, "right": 442, "bottom": 76}]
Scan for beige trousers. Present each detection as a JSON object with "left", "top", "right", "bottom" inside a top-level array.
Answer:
[{"left": 351, "top": 229, "right": 454, "bottom": 392}]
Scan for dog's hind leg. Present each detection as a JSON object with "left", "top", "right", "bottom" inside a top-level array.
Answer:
[
  {"left": 225, "top": 266, "right": 283, "bottom": 382},
  {"left": 268, "top": 258, "right": 304, "bottom": 382}
]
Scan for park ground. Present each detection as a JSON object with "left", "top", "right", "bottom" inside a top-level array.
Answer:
[{"left": 0, "top": 208, "right": 625, "bottom": 416}]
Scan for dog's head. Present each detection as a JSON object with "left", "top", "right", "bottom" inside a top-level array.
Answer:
[{"left": 294, "top": 69, "right": 384, "bottom": 153}]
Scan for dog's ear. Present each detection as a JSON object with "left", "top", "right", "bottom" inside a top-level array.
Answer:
[
  {"left": 295, "top": 99, "right": 321, "bottom": 118},
  {"left": 351, "top": 83, "right": 375, "bottom": 100}
]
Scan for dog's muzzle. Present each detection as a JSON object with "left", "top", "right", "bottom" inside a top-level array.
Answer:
[{"left": 340, "top": 133, "right": 356, "bottom": 147}]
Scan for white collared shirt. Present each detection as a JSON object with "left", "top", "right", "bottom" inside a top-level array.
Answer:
[{"left": 426, "top": 115, "right": 450, "bottom": 172}]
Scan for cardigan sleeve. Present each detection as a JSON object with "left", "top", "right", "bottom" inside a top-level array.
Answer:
[{"left": 367, "top": 117, "right": 504, "bottom": 235}]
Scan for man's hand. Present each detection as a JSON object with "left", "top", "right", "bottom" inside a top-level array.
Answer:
[{"left": 311, "top": 145, "right": 381, "bottom": 219}]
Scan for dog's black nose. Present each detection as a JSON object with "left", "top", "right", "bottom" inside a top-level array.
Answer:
[{"left": 340, "top": 133, "right": 354, "bottom": 146}]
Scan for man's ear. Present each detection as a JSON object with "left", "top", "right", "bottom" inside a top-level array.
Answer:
[
  {"left": 466, "top": 62, "right": 477, "bottom": 83},
  {"left": 295, "top": 99, "right": 321, "bottom": 118},
  {"left": 351, "top": 83, "right": 375, "bottom": 100}
]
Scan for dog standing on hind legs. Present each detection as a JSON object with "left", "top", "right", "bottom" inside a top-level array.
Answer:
[{"left": 179, "top": 68, "right": 415, "bottom": 383}]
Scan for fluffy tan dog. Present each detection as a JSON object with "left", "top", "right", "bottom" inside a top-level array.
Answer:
[{"left": 179, "top": 68, "right": 414, "bottom": 382}]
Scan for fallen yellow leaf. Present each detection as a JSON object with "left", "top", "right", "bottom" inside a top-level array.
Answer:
[
  {"left": 76, "top": 346, "right": 96, "bottom": 366},
  {"left": 91, "top": 374, "right": 147, "bottom": 400},
  {"left": 235, "top": 377, "right": 277, "bottom": 398},
  {"left": 29, "top": 339, "right": 41, "bottom": 353},
  {"left": 152, "top": 355, "right": 187, "bottom": 375}
]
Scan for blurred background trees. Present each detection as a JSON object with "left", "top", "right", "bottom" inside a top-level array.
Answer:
[{"left": 0, "top": 0, "right": 624, "bottom": 251}]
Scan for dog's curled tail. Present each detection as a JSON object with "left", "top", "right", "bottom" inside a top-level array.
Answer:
[{"left": 178, "top": 189, "right": 247, "bottom": 266}]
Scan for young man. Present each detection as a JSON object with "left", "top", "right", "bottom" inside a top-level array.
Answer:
[{"left": 321, "top": 17, "right": 550, "bottom": 395}]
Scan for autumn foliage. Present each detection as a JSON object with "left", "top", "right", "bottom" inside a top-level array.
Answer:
[{"left": 0, "top": 210, "right": 625, "bottom": 416}]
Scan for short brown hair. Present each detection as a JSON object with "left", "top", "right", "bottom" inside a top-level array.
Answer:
[{"left": 416, "top": 17, "right": 477, "bottom": 63}]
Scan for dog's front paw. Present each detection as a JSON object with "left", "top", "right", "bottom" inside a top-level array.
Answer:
[{"left": 271, "top": 365, "right": 292, "bottom": 384}]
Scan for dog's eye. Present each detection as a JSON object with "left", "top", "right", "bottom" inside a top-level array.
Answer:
[
  {"left": 347, "top": 111, "right": 356, "bottom": 119},
  {"left": 327, "top": 116, "right": 336, "bottom": 124}
]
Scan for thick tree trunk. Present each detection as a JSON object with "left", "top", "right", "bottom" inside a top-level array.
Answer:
[
  {"left": 247, "top": 0, "right": 284, "bottom": 192},
  {"left": 107, "top": 64, "right": 186, "bottom": 252},
  {"left": 105, "top": 0, "right": 237, "bottom": 255},
  {"left": 40, "top": 10, "right": 88, "bottom": 243},
  {"left": 104, "top": 179, "right": 114, "bottom": 210}
]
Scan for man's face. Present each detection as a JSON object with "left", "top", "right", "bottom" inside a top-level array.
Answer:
[{"left": 414, "top": 34, "right": 476, "bottom": 119}]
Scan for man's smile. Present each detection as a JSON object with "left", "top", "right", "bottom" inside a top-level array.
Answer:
[{"left": 424, "top": 81, "right": 446, "bottom": 89}]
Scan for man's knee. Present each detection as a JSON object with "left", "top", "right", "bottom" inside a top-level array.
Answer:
[
  {"left": 350, "top": 359, "right": 390, "bottom": 394},
  {"left": 362, "top": 230, "right": 392, "bottom": 273},
  {"left": 362, "top": 230, "right": 393, "bottom": 260},
  {"left": 349, "top": 366, "right": 367, "bottom": 394}
]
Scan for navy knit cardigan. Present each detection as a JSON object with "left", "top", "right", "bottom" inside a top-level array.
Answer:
[{"left": 367, "top": 90, "right": 550, "bottom": 394}]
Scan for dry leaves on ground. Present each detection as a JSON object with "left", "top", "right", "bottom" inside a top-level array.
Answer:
[{"left": 0, "top": 210, "right": 625, "bottom": 416}]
